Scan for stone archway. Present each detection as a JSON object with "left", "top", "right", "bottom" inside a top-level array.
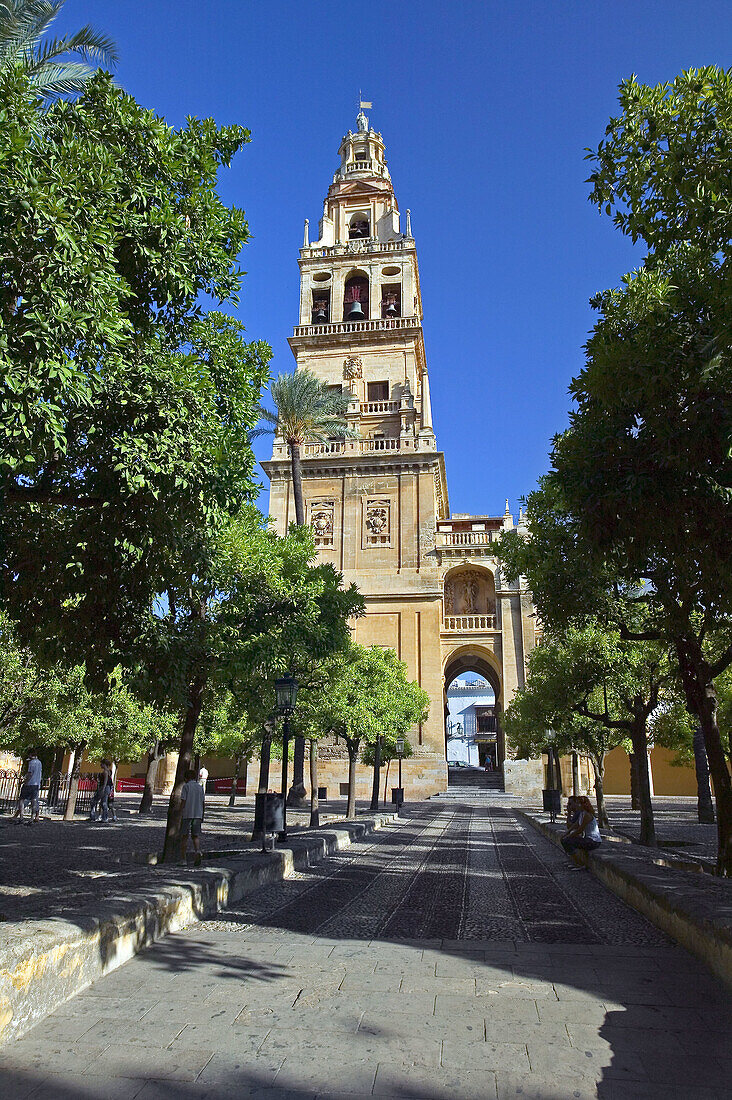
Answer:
[{"left": 444, "top": 645, "right": 504, "bottom": 775}]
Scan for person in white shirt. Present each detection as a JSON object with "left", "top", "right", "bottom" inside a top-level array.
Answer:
[
  {"left": 14, "top": 751, "right": 42, "bottom": 823},
  {"left": 197, "top": 765, "right": 209, "bottom": 790},
  {"left": 179, "top": 769, "right": 205, "bottom": 865}
]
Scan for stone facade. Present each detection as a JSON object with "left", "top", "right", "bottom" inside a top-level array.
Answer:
[{"left": 263, "top": 111, "right": 540, "bottom": 799}]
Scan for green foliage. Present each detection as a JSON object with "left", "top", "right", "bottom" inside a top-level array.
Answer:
[
  {"left": 292, "top": 644, "right": 429, "bottom": 750},
  {"left": 0, "top": 611, "right": 173, "bottom": 759},
  {"left": 141, "top": 509, "right": 364, "bottom": 729},
  {"left": 503, "top": 624, "right": 656, "bottom": 765},
  {"left": 1, "top": 71, "right": 271, "bottom": 677},
  {"left": 586, "top": 67, "right": 732, "bottom": 263},
  {"left": 0, "top": 0, "right": 117, "bottom": 103}
]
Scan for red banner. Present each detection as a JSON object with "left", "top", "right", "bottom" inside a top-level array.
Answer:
[{"left": 116, "top": 778, "right": 145, "bottom": 792}]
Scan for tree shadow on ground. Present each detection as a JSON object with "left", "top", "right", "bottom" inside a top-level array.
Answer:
[{"left": 1, "top": 803, "right": 730, "bottom": 1099}]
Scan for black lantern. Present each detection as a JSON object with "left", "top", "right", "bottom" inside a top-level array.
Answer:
[{"left": 274, "top": 673, "right": 298, "bottom": 716}]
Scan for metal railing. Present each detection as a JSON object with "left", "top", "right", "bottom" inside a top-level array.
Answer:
[
  {"left": 443, "top": 614, "right": 497, "bottom": 632},
  {"left": 293, "top": 316, "right": 419, "bottom": 338},
  {"left": 0, "top": 771, "right": 99, "bottom": 816}
]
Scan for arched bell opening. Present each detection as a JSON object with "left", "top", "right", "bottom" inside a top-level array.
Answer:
[
  {"left": 344, "top": 273, "right": 369, "bottom": 321},
  {"left": 348, "top": 212, "right": 370, "bottom": 239},
  {"left": 311, "top": 288, "right": 331, "bottom": 325},
  {"left": 381, "top": 283, "right": 401, "bottom": 318}
]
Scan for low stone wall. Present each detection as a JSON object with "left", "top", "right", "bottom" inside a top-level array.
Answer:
[
  {"left": 0, "top": 812, "right": 397, "bottom": 1045},
  {"left": 316, "top": 752, "right": 447, "bottom": 803},
  {"left": 520, "top": 811, "right": 732, "bottom": 989},
  {"left": 504, "top": 757, "right": 543, "bottom": 798}
]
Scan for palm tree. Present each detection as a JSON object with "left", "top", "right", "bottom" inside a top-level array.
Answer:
[
  {"left": 254, "top": 369, "right": 357, "bottom": 806},
  {"left": 0, "top": 0, "right": 117, "bottom": 103},
  {"left": 254, "top": 368, "right": 356, "bottom": 525}
]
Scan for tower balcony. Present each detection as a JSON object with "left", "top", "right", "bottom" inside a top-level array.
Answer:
[
  {"left": 293, "top": 315, "right": 420, "bottom": 339},
  {"left": 442, "top": 614, "right": 498, "bottom": 633},
  {"left": 269, "top": 435, "right": 437, "bottom": 462},
  {"left": 300, "top": 238, "right": 413, "bottom": 260}
]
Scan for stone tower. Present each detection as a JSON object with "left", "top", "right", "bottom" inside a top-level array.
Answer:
[{"left": 263, "top": 108, "right": 449, "bottom": 799}]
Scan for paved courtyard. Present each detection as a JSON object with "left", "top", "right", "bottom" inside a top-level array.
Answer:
[{"left": 1, "top": 802, "right": 729, "bottom": 1099}]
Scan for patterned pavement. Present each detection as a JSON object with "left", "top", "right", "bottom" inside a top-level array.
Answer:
[{"left": 1, "top": 801, "right": 729, "bottom": 1100}]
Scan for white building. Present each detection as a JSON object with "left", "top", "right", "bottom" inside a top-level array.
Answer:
[{"left": 445, "top": 676, "right": 499, "bottom": 769}]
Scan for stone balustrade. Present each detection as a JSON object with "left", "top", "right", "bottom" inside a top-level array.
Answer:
[
  {"left": 361, "top": 400, "right": 400, "bottom": 414},
  {"left": 438, "top": 531, "right": 494, "bottom": 547},
  {"left": 300, "top": 238, "right": 413, "bottom": 259},
  {"left": 442, "top": 614, "right": 497, "bottom": 632},
  {"left": 294, "top": 316, "right": 419, "bottom": 338}
]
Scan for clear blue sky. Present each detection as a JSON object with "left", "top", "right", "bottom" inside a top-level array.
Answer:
[{"left": 59, "top": 1, "right": 732, "bottom": 517}]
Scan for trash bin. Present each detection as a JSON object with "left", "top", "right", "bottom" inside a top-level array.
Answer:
[
  {"left": 542, "top": 788, "right": 561, "bottom": 821},
  {"left": 391, "top": 787, "right": 404, "bottom": 809},
  {"left": 318, "top": 786, "right": 328, "bottom": 800},
  {"left": 255, "top": 792, "right": 284, "bottom": 835}
]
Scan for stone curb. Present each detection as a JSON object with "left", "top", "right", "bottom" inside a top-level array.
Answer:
[
  {"left": 518, "top": 810, "right": 732, "bottom": 988},
  {"left": 0, "top": 811, "right": 398, "bottom": 1045}
]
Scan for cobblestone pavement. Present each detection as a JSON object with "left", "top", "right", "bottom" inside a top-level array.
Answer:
[
  {"left": 603, "top": 796, "right": 718, "bottom": 863},
  {"left": 0, "top": 793, "right": 348, "bottom": 922},
  {"left": 1, "top": 802, "right": 730, "bottom": 1099}
]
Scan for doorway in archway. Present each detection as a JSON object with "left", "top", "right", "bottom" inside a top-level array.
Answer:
[{"left": 444, "top": 655, "right": 504, "bottom": 789}]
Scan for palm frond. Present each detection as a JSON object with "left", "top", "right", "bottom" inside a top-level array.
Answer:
[
  {"left": 0, "top": 0, "right": 116, "bottom": 101},
  {"left": 257, "top": 369, "right": 357, "bottom": 445}
]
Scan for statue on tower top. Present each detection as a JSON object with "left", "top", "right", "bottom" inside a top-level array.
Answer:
[{"left": 357, "top": 96, "right": 372, "bottom": 132}]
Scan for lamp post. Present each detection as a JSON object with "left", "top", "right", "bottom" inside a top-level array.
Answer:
[{"left": 275, "top": 673, "right": 299, "bottom": 839}]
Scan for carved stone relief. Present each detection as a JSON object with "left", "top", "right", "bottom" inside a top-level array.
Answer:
[
  {"left": 443, "top": 569, "right": 496, "bottom": 616},
  {"left": 365, "top": 498, "right": 390, "bottom": 545},
  {"left": 343, "top": 356, "right": 363, "bottom": 379},
  {"left": 309, "top": 500, "right": 335, "bottom": 547}
]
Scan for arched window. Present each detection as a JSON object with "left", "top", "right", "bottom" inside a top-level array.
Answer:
[{"left": 343, "top": 274, "right": 369, "bottom": 321}]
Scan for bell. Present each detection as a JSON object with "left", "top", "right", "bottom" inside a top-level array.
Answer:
[
  {"left": 313, "top": 306, "right": 327, "bottom": 324},
  {"left": 385, "top": 301, "right": 399, "bottom": 317},
  {"left": 347, "top": 299, "right": 365, "bottom": 320}
]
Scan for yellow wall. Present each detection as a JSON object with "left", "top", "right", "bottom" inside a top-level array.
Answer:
[{"left": 603, "top": 745, "right": 697, "bottom": 796}]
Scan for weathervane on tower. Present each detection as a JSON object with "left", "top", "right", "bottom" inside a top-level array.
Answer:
[{"left": 357, "top": 91, "right": 372, "bottom": 131}]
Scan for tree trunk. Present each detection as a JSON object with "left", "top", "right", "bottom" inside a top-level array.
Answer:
[
  {"left": 693, "top": 725, "right": 715, "bottom": 824},
  {"left": 629, "top": 752, "right": 640, "bottom": 810},
  {"left": 630, "top": 719, "right": 655, "bottom": 847},
  {"left": 288, "top": 735, "right": 307, "bottom": 806},
  {"left": 383, "top": 759, "right": 391, "bottom": 807},
  {"left": 309, "top": 739, "right": 319, "bottom": 828},
  {"left": 370, "top": 736, "right": 382, "bottom": 812},
  {"left": 345, "top": 738, "right": 359, "bottom": 819},
  {"left": 139, "top": 741, "right": 162, "bottom": 814},
  {"left": 63, "top": 740, "right": 87, "bottom": 821},
  {"left": 228, "top": 751, "right": 244, "bottom": 807},
  {"left": 571, "top": 751, "right": 580, "bottom": 796},
  {"left": 675, "top": 634, "right": 732, "bottom": 874},
  {"left": 589, "top": 754, "right": 610, "bottom": 829},
  {"left": 252, "top": 732, "right": 272, "bottom": 841},
  {"left": 162, "top": 673, "right": 206, "bottom": 862},
  {"left": 288, "top": 440, "right": 305, "bottom": 526}
]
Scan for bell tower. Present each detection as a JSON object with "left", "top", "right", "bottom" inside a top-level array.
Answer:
[{"left": 263, "top": 109, "right": 450, "bottom": 800}]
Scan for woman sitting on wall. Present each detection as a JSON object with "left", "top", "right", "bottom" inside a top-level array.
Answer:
[{"left": 561, "top": 796, "right": 602, "bottom": 855}]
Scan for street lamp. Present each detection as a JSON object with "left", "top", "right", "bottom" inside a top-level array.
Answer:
[{"left": 275, "top": 673, "right": 299, "bottom": 838}]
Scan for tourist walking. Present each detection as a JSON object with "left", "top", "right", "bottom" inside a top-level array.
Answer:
[
  {"left": 180, "top": 768, "right": 205, "bottom": 866},
  {"left": 198, "top": 764, "right": 209, "bottom": 790},
  {"left": 13, "top": 750, "right": 42, "bottom": 823},
  {"left": 561, "top": 795, "right": 602, "bottom": 855},
  {"left": 89, "top": 760, "right": 112, "bottom": 822}
]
